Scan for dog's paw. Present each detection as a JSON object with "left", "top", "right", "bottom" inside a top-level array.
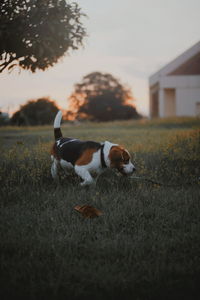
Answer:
[{"left": 80, "top": 179, "right": 95, "bottom": 187}]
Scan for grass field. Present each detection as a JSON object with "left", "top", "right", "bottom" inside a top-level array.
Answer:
[{"left": 0, "top": 117, "right": 200, "bottom": 300}]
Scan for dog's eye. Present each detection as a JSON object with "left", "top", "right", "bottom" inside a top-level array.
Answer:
[{"left": 123, "top": 159, "right": 129, "bottom": 164}]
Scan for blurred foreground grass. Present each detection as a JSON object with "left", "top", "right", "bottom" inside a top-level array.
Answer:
[{"left": 0, "top": 117, "right": 200, "bottom": 300}]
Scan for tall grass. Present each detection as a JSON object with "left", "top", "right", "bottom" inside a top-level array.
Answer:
[{"left": 0, "top": 117, "right": 200, "bottom": 300}]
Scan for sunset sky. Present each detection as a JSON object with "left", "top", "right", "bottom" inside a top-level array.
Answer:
[{"left": 0, "top": 0, "right": 200, "bottom": 116}]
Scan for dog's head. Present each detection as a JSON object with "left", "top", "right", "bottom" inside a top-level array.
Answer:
[{"left": 109, "top": 145, "right": 136, "bottom": 175}]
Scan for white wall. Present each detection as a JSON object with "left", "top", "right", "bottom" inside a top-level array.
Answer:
[{"left": 176, "top": 88, "right": 200, "bottom": 116}]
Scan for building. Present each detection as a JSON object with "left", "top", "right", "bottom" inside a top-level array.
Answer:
[{"left": 149, "top": 41, "right": 200, "bottom": 118}]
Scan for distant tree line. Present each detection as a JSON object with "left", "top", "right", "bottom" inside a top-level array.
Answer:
[
  {"left": 0, "top": 111, "right": 10, "bottom": 125},
  {"left": 2, "top": 72, "right": 141, "bottom": 126},
  {"left": 11, "top": 98, "right": 59, "bottom": 126}
]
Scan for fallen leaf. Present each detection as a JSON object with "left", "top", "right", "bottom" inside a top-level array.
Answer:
[{"left": 74, "top": 205, "right": 103, "bottom": 218}]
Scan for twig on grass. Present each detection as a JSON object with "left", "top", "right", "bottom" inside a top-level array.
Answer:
[{"left": 129, "top": 176, "right": 200, "bottom": 187}]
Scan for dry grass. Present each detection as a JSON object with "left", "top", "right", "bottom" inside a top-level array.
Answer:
[{"left": 0, "top": 117, "right": 200, "bottom": 300}]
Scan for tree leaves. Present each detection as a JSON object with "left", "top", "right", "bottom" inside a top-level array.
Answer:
[
  {"left": 68, "top": 72, "right": 141, "bottom": 121},
  {"left": 0, "top": 0, "right": 86, "bottom": 72},
  {"left": 11, "top": 98, "right": 59, "bottom": 125}
]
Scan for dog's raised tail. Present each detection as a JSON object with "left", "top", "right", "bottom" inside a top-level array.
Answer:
[{"left": 54, "top": 110, "right": 63, "bottom": 140}]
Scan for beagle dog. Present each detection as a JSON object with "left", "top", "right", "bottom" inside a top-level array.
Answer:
[{"left": 51, "top": 111, "right": 136, "bottom": 186}]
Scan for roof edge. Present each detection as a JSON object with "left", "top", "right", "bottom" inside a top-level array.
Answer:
[{"left": 149, "top": 40, "right": 200, "bottom": 86}]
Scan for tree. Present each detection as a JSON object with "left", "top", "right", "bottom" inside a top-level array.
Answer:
[
  {"left": 0, "top": 111, "right": 10, "bottom": 126},
  {"left": 0, "top": 0, "right": 86, "bottom": 73},
  {"left": 67, "top": 72, "right": 141, "bottom": 121},
  {"left": 11, "top": 98, "right": 59, "bottom": 125}
]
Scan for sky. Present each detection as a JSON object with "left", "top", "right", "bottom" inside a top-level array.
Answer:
[{"left": 0, "top": 0, "right": 200, "bottom": 116}]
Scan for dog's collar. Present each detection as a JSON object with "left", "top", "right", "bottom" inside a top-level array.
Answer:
[{"left": 100, "top": 144, "right": 107, "bottom": 168}]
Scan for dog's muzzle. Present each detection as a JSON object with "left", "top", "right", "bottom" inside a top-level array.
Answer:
[{"left": 119, "top": 163, "right": 136, "bottom": 176}]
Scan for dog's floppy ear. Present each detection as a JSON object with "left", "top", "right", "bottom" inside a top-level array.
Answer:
[
  {"left": 121, "top": 149, "right": 131, "bottom": 162},
  {"left": 109, "top": 146, "right": 124, "bottom": 167}
]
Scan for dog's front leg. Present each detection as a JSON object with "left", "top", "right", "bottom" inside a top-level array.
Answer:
[{"left": 74, "top": 165, "right": 94, "bottom": 186}]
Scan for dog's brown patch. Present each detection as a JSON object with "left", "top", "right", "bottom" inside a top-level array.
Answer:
[
  {"left": 76, "top": 148, "right": 98, "bottom": 166},
  {"left": 122, "top": 150, "right": 130, "bottom": 162}
]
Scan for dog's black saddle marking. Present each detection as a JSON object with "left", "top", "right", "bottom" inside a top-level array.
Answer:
[{"left": 56, "top": 138, "right": 101, "bottom": 166}]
